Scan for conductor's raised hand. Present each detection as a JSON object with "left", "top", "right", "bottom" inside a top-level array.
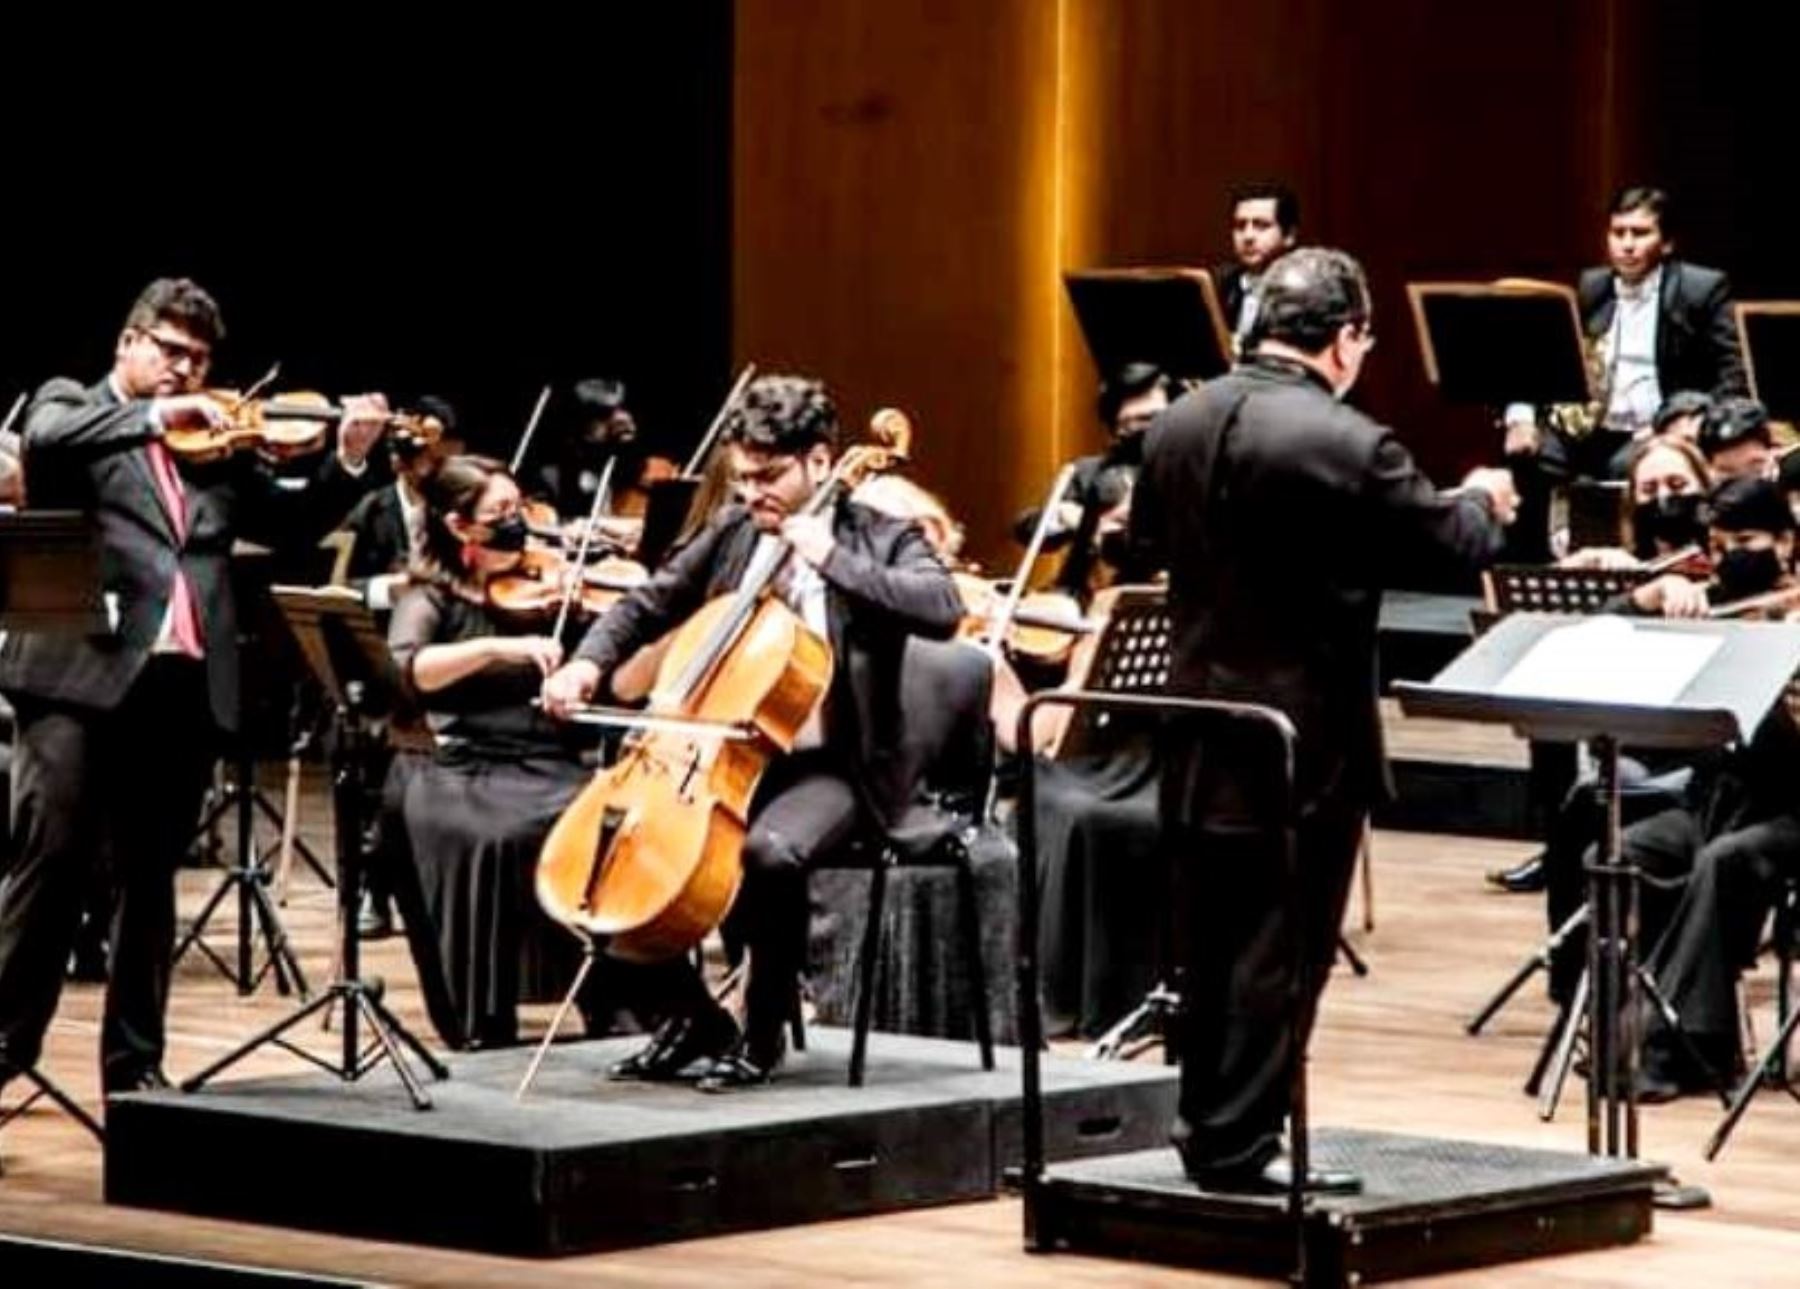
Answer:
[{"left": 1460, "top": 467, "right": 1520, "bottom": 526}]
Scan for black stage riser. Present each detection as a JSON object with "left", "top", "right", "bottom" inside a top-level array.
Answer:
[
  {"left": 106, "top": 1030, "right": 1177, "bottom": 1258},
  {"left": 1027, "top": 1132, "right": 1663, "bottom": 1288},
  {"left": 0, "top": 1235, "right": 370, "bottom": 1288},
  {"left": 1379, "top": 758, "right": 1533, "bottom": 838}
]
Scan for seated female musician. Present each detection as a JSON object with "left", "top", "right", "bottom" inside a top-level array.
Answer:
[
  {"left": 1535, "top": 436, "right": 1715, "bottom": 981},
  {"left": 1625, "top": 476, "right": 1800, "bottom": 1099},
  {"left": 386, "top": 454, "right": 628, "bottom": 1050}
]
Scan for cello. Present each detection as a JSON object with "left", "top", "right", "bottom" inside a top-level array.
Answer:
[{"left": 534, "top": 416, "right": 909, "bottom": 961}]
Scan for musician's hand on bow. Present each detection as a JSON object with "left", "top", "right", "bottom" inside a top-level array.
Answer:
[
  {"left": 782, "top": 512, "right": 835, "bottom": 569},
  {"left": 338, "top": 393, "right": 390, "bottom": 469},
  {"left": 1501, "top": 404, "right": 1541, "bottom": 457},
  {"left": 1460, "top": 467, "right": 1521, "bottom": 526},
  {"left": 1632, "top": 573, "right": 1710, "bottom": 619},
  {"left": 541, "top": 658, "right": 601, "bottom": 719}
]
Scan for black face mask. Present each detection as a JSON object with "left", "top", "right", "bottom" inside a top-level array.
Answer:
[
  {"left": 480, "top": 514, "right": 530, "bottom": 554},
  {"left": 1714, "top": 546, "right": 1785, "bottom": 602},
  {"left": 1631, "top": 493, "right": 1706, "bottom": 558}
]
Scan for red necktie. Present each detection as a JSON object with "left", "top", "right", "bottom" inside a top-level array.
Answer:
[{"left": 145, "top": 440, "right": 205, "bottom": 658}]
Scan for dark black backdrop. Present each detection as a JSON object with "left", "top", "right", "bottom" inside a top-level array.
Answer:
[{"left": 0, "top": 10, "right": 732, "bottom": 470}]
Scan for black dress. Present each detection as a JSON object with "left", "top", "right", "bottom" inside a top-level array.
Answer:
[{"left": 386, "top": 582, "right": 600, "bottom": 1050}]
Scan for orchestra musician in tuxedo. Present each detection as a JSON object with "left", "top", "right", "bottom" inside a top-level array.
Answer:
[{"left": 0, "top": 278, "right": 387, "bottom": 1097}]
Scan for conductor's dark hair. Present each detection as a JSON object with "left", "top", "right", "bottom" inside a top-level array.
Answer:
[
  {"left": 124, "top": 277, "right": 225, "bottom": 346},
  {"left": 1096, "top": 362, "right": 1175, "bottom": 431},
  {"left": 723, "top": 375, "right": 839, "bottom": 456},
  {"left": 1230, "top": 182, "right": 1300, "bottom": 235},
  {"left": 1253, "top": 248, "right": 1371, "bottom": 355}
]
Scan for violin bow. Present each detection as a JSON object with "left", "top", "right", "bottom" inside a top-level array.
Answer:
[
  {"left": 549, "top": 455, "right": 618, "bottom": 645},
  {"left": 986, "top": 462, "right": 1080, "bottom": 661},
  {"left": 0, "top": 392, "right": 25, "bottom": 441},
  {"left": 681, "top": 363, "right": 757, "bottom": 478},
  {"left": 509, "top": 384, "right": 555, "bottom": 475}
]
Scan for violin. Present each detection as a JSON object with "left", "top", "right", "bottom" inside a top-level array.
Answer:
[
  {"left": 952, "top": 572, "right": 1094, "bottom": 666},
  {"left": 163, "top": 388, "right": 443, "bottom": 464},
  {"left": 534, "top": 415, "right": 909, "bottom": 960},
  {"left": 487, "top": 551, "right": 648, "bottom": 621}
]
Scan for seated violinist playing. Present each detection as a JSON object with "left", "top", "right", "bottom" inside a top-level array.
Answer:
[
  {"left": 540, "top": 375, "right": 963, "bottom": 1091},
  {"left": 1559, "top": 434, "right": 1712, "bottom": 572},
  {"left": 386, "top": 455, "right": 632, "bottom": 1050}
]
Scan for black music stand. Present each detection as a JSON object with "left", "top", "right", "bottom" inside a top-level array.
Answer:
[
  {"left": 638, "top": 475, "right": 701, "bottom": 570},
  {"left": 1062, "top": 268, "right": 1234, "bottom": 384},
  {"left": 1483, "top": 564, "right": 1647, "bottom": 617},
  {"left": 181, "top": 586, "right": 447, "bottom": 1108},
  {"left": 0, "top": 513, "right": 109, "bottom": 1148},
  {"left": 1407, "top": 281, "right": 1590, "bottom": 408},
  {"left": 1736, "top": 302, "right": 1800, "bottom": 422},
  {"left": 1018, "top": 692, "right": 1316, "bottom": 1284},
  {"left": 1065, "top": 592, "right": 1363, "bottom": 1064},
  {"left": 1397, "top": 613, "right": 1800, "bottom": 1194},
  {"left": 173, "top": 547, "right": 334, "bottom": 1000}
]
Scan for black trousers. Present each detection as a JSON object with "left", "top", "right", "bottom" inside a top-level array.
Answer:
[
  {"left": 0, "top": 658, "right": 216, "bottom": 1088},
  {"left": 651, "top": 750, "right": 861, "bottom": 1054},
  {"left": 1645, "top": 813, "right": 1800, "bottom": 1069},
  {"left": 1170, "top": 795, "right": 1365, "bottom": 1174}
]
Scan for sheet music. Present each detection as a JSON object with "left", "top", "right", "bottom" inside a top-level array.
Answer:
[{"left": 1494, "top": 616, "right": 1722, "bottom": 707}]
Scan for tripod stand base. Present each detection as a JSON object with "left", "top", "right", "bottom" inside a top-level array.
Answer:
[
  {"left": 181, "top": 979, "right": 446, "bottom": 1111},
  {"left": 0, "top": 1066, "right": 104, "bottom": 1144}
]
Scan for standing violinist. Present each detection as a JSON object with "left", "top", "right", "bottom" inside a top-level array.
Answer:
[
  {"left": 0, "top": 278, "right": 388, "bottom": 1099},
  {"left": 540, "top": 374, "right": 963, "bottom": 1091}
]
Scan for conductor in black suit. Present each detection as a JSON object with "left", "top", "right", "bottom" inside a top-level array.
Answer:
[
  {"left": 0, "top": 278, "right": 388, "bottom": 1095},
  {"left": 1133, "top": 248, "right": 1515, "bottom": 1191}
]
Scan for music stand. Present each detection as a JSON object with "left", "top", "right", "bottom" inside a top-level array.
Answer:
[
  {"left": 1735, "top": 302, "right": 1800, "bottom": 423},
  {"left": 1062, "top": 268, "right": 1234, "bottom": 384},
  {"left": 638, "top": 475, "right": 701, "bottom": 570},
  {"left": 0, "top": 513, "right": 108, "bottom": 1148},
  {"left": 1483, "top": 564, "right": 1647, "bottom": 617},
  {"left": 1407, "top": 280, "right": 1590, "bottom": 407},
  {"left": 180, "top": 586, "right": 447, "bottom": 1108},
  {"left": 1397, "top": 613, "right": 1800, "bottom": 1190}
]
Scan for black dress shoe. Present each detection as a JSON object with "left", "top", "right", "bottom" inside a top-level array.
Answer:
[
  {"left": 609, "top": 1010, "right": 738, "bottom": 1082},
  {"left": 1259, "top": 1153, "right": 1363, "bottom": 1195},
  {"left": 1186, "top": 1150, "right": 1361, "bottom": 1196},
  {"left": 356, "top": 891, "right": 396, "bottom": 940},
  {"left": 105, "top": 1067, "right": 171, "bottom": 1096},
  {"left": 696, "top": 1032, "right": 785, "bottom": 1094},
  {"left": 1485, "top": 852, "right": 1547, "bottom": 894}
]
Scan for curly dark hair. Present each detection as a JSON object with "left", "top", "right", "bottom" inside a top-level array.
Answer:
[
  {"left": 723, "top": 375, "right": 839, "bottom": 456},
  {"left": 124, "top": 277, "right": 225, "bottom": 345}
]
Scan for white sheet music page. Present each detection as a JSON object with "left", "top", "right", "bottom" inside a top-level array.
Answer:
[{"left": 1494, "top": 616, "right": 1722, "bottom": 707}]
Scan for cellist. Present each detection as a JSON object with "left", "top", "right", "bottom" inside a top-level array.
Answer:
[{"left": 540, "top": 375, "right": 963, "bottom": 1090}]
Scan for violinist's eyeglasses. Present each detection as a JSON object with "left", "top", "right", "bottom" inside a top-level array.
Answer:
[{"left": 139, "top": 329, "right": 212, "bottom": 371}]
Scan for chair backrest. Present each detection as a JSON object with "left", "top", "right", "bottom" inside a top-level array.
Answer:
[{"left": 894, "top": 636, "right": 996, "bottom": 813}]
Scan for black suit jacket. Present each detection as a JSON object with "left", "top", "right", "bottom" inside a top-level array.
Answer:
[
  {"left": 344, "top": 483, "right": 411, "bottom": 582},
  {"left": 1133, "top": 357, "right": 1505, "bottom": 813},
  {"left": 1577, "top": 258, "right": 1747, "bottom": 400},
  {"left": 0, "top": 376, "right": 370, "bottom": 731},
  {"left": 573, "top": 499, "right": 964, "bottom": 828},
  {"left": 1214, "top": 262, "right": 1250, "bottom": 336}
]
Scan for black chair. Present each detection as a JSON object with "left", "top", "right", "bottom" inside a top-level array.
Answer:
[
  {"left": 810, "top": 637, "right": 1006, "bottom": 1086},
  {"left": 1706, "top": 870, "right": 1800, "bottom": 1158}
]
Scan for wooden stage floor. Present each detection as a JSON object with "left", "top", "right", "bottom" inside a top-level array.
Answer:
[{"left": 2, "top": 765, "right": 1799, "bottom": 1286}]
